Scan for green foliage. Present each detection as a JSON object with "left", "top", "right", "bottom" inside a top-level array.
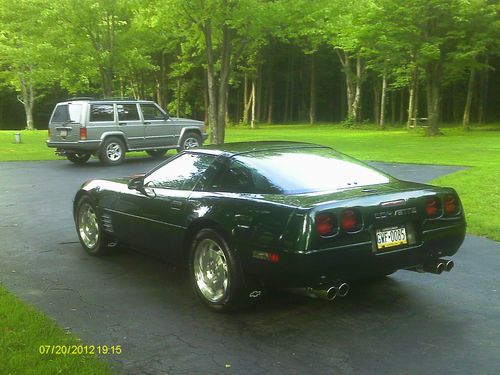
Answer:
[{"left": 0, "top": 284, "right": 115, "bottom": 374}]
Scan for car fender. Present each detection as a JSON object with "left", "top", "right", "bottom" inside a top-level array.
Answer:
[{"left": 99, "top": 131, "right": 130, "bottom": 150}]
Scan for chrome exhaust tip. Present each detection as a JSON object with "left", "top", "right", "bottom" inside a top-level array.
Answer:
[
  {"left": 439, "top": 259, "right": 454, "bottom": 272},
  {"left": 337, "top": 283, "right": 350, "bottom": 297},
  {"left": 421, "top": 261, "right": 445, "bottom": 274},
  {"left": 309, "top": 286, "right": 338, "bottom": 301}
]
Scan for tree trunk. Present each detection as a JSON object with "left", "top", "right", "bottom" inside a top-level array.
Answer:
[
  {"left": 373, "top": 79, "right": 380, "bottom": 126},
  {"left": 267, "top": 72, "right": 273, "bottom": 124},
  {"left": 426, "top": 64, "right": 441, "bottom": 136},
  {"left": 407, "top": 69, "right": 417, "bottom": 128},
  {"left": 309, "top": 54, "right": 316, "bottom": 125},
  {"left": 250, "top": 79, "right": 256, "bottom": 128},
  {"left": 399, "top": 90, "right": 405, "bottom": 125},
  {"left": 99, "top": 66, "right": 114, "bottom": 97},
  {"left": 462, "top": 68, "right": 475, "bottom": 131},
  {"left": 352, "top": 57, "right": 363, "bottom": 122},
  {"left": 203, "top": 21, "right": 219, "bottom": 144},
  {"left": 380, "top": 72, "right": 387, "bottom": 129},
  {"left": 18, "top": 70, "right": 35, "bottom": 130},
  {"left": 176, "top": 79, "right": 181, "bottom": 118},
  {"left": 391, "top": 90, "right": 396, "bottom": 125},
  {"left": 478, "top": 55, "right": 488, "bottom": 124},
  {"left": 242, "top": 73, "right": 249, "bottom": 125}
]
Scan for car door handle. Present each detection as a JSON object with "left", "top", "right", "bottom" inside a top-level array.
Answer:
[
  {"left": 119, "top": 122, "right": 127, "bottom": 126},
  {"left": 144, "top": 122, "right": 151, "bottom": 125},
  {"left": 171, "top": 200, "right": 183, "bottom": 210}
]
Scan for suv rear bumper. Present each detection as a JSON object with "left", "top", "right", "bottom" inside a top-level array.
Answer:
[{"left": 46, "top": 140, "right": 101, "bottom": 151}]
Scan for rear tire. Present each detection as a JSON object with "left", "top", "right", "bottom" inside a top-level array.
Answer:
[
  {"left": 146, "top": 149, "right": 167, "bottom": 158},
  {"left": 178, "top": 132, "right": 201, "bottom": 152},
  {"left": 99, "top": 137, "right": 126, "bottom": 166},
  {"left": 67, "top": 152, "right": 91, "bottom": 165},
  {"left": 189, "top": 228, "right": 256, "bottom": 312},
  {"left": 75, "top": 196, "right": 115, "bottom": 256}
]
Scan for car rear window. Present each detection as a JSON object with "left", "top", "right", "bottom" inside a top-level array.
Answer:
[
  {"left": 233, "top": 147, "right": 391, "bottom": 194},
  {"left": 50, "top": 104, "right": 82, "bottom": 123}
]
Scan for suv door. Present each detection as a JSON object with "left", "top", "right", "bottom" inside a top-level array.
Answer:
[
  {"left": 116, "top": 103, "right": 144, "bottom": 149},
  {"left": 140, "top": 103, "right": 178, "bottom": 148}
]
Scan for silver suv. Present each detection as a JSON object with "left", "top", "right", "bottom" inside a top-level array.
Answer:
[{"left": 47, "top": 98, "right": 207, "bottom": 165}]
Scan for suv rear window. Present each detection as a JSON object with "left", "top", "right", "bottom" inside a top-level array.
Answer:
[
  {"left": 117, "top": 104, "right": 140, "bottom": 121},
  {"left": 51, "top": 104, "right": 82, "bottom": 123},
  {"left": 90, "top": 104, "right": 114, "bottom": 122}
]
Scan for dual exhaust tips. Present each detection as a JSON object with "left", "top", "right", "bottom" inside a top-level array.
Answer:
[
  {"left": 289, "top": 282, "right": 350, "bottom": 301},
  {"left": 411, "top": 259, "right": 454, "bottom": 275}
]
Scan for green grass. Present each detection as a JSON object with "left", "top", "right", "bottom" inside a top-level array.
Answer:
[
  {"left": 1, "top": 125, "right": 499, "bottom": 241},
  {"left": 0, "top": 284, "right": 114, "bottom": 375}
]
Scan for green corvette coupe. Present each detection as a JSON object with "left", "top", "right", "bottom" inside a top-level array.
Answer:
[{"left": 73, "top": 142, "right": 466, "bottom": 311}]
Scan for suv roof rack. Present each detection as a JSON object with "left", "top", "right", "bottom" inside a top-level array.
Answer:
[
  {"left": 66, "top": 96, "right": 96, "bottom": 101},
  {"left": 101, "top": 97, "right": 137, "bottom": 101}
]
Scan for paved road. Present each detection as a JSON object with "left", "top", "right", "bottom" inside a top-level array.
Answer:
[{"left": 0, "top": 157, "right": 498, "bottom": 375}]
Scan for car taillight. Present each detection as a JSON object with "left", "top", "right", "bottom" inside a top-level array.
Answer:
[
  {"left": 341, "top": 209, "right": 362, "bottom": 232},
  {"left": 444, "top": 194, "right": 459, "bottom": 216},
  {"left": 426, "top": 196, "right": 441, "bottom": 218},
  {"left": 48, "top": 128, "right": 51, "bottom": 138},
  {"left": 316, "top": 213, "right": 337, "bottom": 236},
  {"left": 80, "top": 127, "right": 87, "bottom": 140}
]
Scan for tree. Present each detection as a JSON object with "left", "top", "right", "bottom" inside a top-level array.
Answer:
[{"left": 0, "top": 0, "right": 57, "bottom": 129}]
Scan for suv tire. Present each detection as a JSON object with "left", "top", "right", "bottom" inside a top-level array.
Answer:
[
  {"left": 99, "top": 137, "right": 126, "bottom": 166},
  {"left": 67, "top": 152, "right": 91, "bottom": 165},
  {"left": 146, "top": 149, "right": 167, "bottom": 158},
  {"left": 179, "top": 132, "right": 201, "bottom": 151}
]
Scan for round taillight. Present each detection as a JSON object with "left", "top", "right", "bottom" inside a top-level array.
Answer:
[
  {"left": 444, "top": 195, "right": 459, "bottom": 216},
  {"left": 341, "top": 209, "right": 361, "bottom": 232},
  {"left": 426, "top": 197, "right": 441, "bottom": 218},
  {"left": 316, "top": 213, "right": 337, "bottom": 236}
]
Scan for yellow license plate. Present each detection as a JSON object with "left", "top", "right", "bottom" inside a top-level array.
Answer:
[{"left": 376, "top": 226, "right": 407, "bottom": 250}]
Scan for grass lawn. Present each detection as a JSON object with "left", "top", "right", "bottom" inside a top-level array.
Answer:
[
  {"left": 0, "top": 284, "right": 114, "bottom": 374},
  {"left": 0, "top": 125, "right": 498, "bottom": 240}
]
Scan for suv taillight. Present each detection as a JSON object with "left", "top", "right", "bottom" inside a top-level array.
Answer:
[
  {"left": 48, "top": 127, "right": 51, "bottom": 138},
  {"left": 80, "top": 127, "right": 87, "bottom": 140}
]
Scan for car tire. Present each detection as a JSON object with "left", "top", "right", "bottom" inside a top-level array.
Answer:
[
  {"left": 146, "top": 149, "right": 167, "bottom": 158},
  {"left": 99, "top": 137, "right": 126, "bottom": 165},
  {"left": 75, "top": 196, "right": 115, "bottom": 256},
  {"left": 178, "top": 132, "right": 201, "bottom": 152},
  {"left": 189, "top": 228, "right": 254, "bottom": 312},
  {"left": 67, "top": 152, "right": 91, "bottom": 165}
]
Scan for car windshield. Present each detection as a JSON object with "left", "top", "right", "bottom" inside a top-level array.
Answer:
[{"left": 233, "top": 147, "right": 391, "bottom": 194}]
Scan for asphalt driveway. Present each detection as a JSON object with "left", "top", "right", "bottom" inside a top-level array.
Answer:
[{"left": 0, "top": 157, "right": 498, "bottom": 375}]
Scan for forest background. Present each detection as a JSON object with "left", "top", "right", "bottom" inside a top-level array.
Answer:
[{"left": 0, "top": 0, "right": 499, "bottom": 143}]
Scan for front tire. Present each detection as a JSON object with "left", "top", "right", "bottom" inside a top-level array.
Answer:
[
  {"left": 178, "top": 132, "right": 201, "bottom": 152},
  {"left": 67, "top": 152, "right": 91, "bottom": 165},
  {"left": 75, "top": 196, "right": 114, "bottom": 256},
  {"left": 99, "top": 137, "right": 126, "bottom": 165},
  {"left": 189, "top": 229, "right": 250, "bottom": 312}
]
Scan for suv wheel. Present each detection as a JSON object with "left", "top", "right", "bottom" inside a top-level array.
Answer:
[
  {"left": 146, "top": 149, "right": 167, "bottom": 158},
  {"left": 99, "top": 137, "right": 126, "bottom": 166},
  {"left": 179, "top": 132, "right": 201, "bottom": 151},
  {"left": 67, "top": 152, "right": 91, "bottom": 165}
]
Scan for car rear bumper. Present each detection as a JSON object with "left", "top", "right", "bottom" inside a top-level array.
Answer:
[{"left": 242, "top": 221, "right": 466, "bottom": 288}]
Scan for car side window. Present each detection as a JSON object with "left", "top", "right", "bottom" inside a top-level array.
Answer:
[
  {"left": 90, "top": 104, "right": 114, "bottom": 122},
  {"left": 145, "top": 153, "right": 216, "bottom": 191},
  {"left": 140, "top": 104, "right": 166, "bottom": 121},
  {"left": 212, "top": 160, "right": 283, "bottom": 194},
  {"left": 117, "top": 104, "right": 140, "bottom": 121}
]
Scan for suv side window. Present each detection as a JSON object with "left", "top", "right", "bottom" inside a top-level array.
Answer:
[
  {"left": 145, "top": 153, "right": 215, "bottom": 191},
  {"left": 141, "top": 104, "right": 166, "bottom": 121},
  {"left": 117, "top": 104, "right": 140, "bottom": 121},
  {"left": 90, "top": 104, "right": 114, "bottom": 122}
]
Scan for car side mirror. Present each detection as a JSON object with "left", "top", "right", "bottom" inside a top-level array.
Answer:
[
  {"left": 128, "top": 174, "right": 145, "bottom": 190},
  {"left": 128, "top": 174, "right": 156, "bottom": 198}
]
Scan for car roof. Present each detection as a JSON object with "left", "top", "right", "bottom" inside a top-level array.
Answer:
[{"left": 190, "top": 141, "right": 329, "bottom": 157}]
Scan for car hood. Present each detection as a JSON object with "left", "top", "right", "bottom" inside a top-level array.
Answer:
[{"left": 170, "top": 117, "right": 204, "bottom": 126}]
